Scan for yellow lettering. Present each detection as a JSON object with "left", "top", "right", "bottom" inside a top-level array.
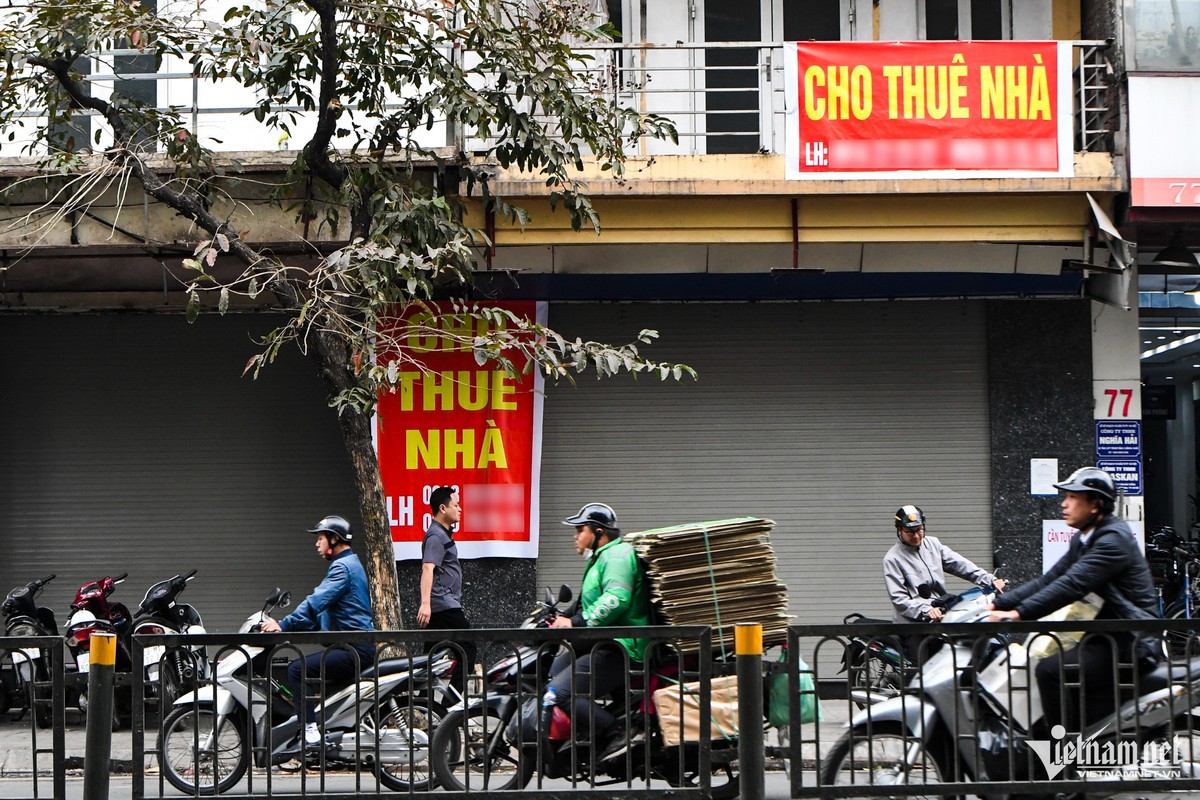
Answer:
[
  {"left": 491, "top": 373, "right": 518, "bottom": 410},
  {"left": 1029, "top": 63, "right": 1051, "bottom": 120},
  {"left": 804, "top": 66, "right": 825, "bottom": 119},
  {"left": 406, "top": 310, "right": 439, "bottom": 353},
  {"left": 406, "top": 429, "right": 439, "bottom": 470},
  {"left": 925, "top": 65, "right": 948, "bottom": 120},
  {"left": 479, "top": 426, "right": 508, "bottom": 469},
  {"left": 902, "top": 65, "right": 925, "bottom": 119},
  {"left": 850, "top": 65, "right": 872, "bottom": 119},
  {"left": 458, "top": 370, "right": 489, "bottom": 411},
  {"left": 981, "top": 66, "right": 1002, "bottom": 119},
  {"left": 396, "top": 372, "right": 420, "bottom": 411},
  {"left": 949, "top": 64, "right": 969, "bottom": 118},
  {"left": 421, "top": 371, "right": 455, "bottom": 411},
  {"left": 1006, "top": 65, "right": 1028, "bottom": 119},
  {"left": 443, "top": 429, "right": 475, "bottom": 469},
  {"left": 883, "top": 65, "right": 902, "bottom": 119}
]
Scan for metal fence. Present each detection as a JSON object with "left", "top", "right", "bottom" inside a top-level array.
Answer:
[
  {"left": 4, "top": 614, "right": 1199, "bottom": 799},
  {"left": 785, "top": 617, "right": 1200, "bottom": 798}
]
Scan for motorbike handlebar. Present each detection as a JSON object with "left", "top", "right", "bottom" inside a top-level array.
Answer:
[
  {"left": 183, "top": 569, "right": 198, "bottom": 581},
  {"left": 113, "top": 573, "right": 128, "bottom": 583}
]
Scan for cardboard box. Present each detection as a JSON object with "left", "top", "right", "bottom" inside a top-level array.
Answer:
[{"left": 653, "top": 674, "right": 740, "bottom": 747}]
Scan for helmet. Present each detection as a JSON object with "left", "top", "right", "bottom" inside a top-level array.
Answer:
[
  {"left": 1054, "top": 467, "right": 1117, "bottom": 502},
  {"left": 894, "top": 505, "right": 926, "bottom": 530},
  {"left": 308, "top": 515, "right": 353, "bottom": 544},
  {"left": 562, "top": 503, "right": 620, "bottom": 534}
]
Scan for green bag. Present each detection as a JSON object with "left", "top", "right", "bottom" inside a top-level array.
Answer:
[{"left": 768, "top": 651, "right": 822, "bottom": 727}]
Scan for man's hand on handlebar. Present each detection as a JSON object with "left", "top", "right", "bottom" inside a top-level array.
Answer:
[
  {"left": 986, "top": 605, "right": 1020, "bottom": 622},
  {"left": 258, "top": 618, "right": 281, "bottom": 633},
  {"left": 549, "top": 615, "right": 572, "bottom": 629},
  {"left": 992, "top": 578, "right": 1007, "bottom": 593},
  {"left": 925, "top": 607, "right": 944, "bottom": 621}
]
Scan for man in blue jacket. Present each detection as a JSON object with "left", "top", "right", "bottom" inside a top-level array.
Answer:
[{"left": 260, "top": 515, "right": 377, "bottom": 749}]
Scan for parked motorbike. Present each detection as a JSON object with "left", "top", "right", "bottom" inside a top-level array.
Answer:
[
  {"left": 839, "top": 612, "right": 910, "bottom": 708},
  {"left": 157, "top": 588, "right": 457, "bottom": 795},
  {"left": 133, "top": 569, "right": 208, "bottom": 709},
  {"left": 429, "top": 585, "right": 741, "bottom": 799},
  {"left": 1, "top": 574, "right": 61, "bottom": 727},
  {"left": 820, "top": 586, "right": 1200, "bottom": 795},
  {"left": 63, "top": 572, "right": 135, "bottom": 724}
]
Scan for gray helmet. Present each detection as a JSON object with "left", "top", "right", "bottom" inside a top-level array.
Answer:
[
  {"left": 894, "top": 505, "right": 926, "bottom": 530},
  {"left": 562, "top": 502, "right": 620, "bottom": 534},
  {"left": 308, "top": 515, "right": 353, "bottom": 544},
  {"left": 1054, "top": 467, "right": 1118, "bottom": 502}
]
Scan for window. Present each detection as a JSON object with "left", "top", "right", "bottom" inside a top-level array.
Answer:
[
  {"left": 1128, "top": 0, "right": 1200, "bottom": 72},
  {"left": 921, "top": 0, "right": 1009, "bottom": 40}
]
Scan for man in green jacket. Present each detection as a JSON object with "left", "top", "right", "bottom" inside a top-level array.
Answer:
[{"left": 548, "top": 502, "right": 650, "bottom": 759}]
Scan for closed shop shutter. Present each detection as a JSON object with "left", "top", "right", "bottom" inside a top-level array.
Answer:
[
  {"left": 0, "top": 314, "right": 360, "bottom": 633},
  {"left": 535, "top": 301, "right": 993, "bottom": 636}
]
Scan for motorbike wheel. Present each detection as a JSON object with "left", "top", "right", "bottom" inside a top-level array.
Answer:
[
  {"left": 820, "top": 723, "right": 958, "bottom": 800},
  {"left": 367, "top": 693, "right": 445, "bottom": 791},
  {"left": 430, "top": 706, "right": 534, "bottom": 791},
  {"left": 159, "top": 704, "right": 249, "bottom": 795}
]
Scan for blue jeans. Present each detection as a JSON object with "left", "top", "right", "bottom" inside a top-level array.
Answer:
[{"left": 287, "top": 645, "right": 375, "bottom": 727}]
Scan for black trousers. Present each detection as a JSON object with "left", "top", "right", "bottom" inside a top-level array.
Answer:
[
  {"left": 424, "top": 607, "right": 476, "bottom": 694},
  {"left": 287, "top": 644, "right": 375, "bottom": 727},
  {"left": 546, "top": 643, "right": 631, "bottom": 740},
  {"left": 1035, "top": 634, "right": 1138, "bottom": 734}
]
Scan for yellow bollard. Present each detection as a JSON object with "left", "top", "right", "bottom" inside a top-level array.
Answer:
[
  {"left": 83, "top": 632, "right": 117, "bottom": 800},
  {"left": 736, "top": 623, "right": 764, "bottom": 800}
]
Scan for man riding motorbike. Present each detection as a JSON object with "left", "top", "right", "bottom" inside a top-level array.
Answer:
[
  {"left": 259, "top": 515, "right": 377, "bottom": 752},
  {"left": 548, "top": 502, "right": 650, "bottom": 762}
]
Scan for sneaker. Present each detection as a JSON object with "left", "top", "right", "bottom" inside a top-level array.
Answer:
[
  {"left": 596, "top": 733, "right": 630, "bottom": 763},
  {"left": 304, "top": 722, "right": 322, "bottom": 745}
]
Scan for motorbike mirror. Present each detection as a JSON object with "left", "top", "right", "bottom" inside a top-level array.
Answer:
[
  {"left": 265, "top": 588, "right": 284, "bottom": 606},
  {"left": 557, "top": 584, "right": 573, "bottom": 604},
  {"left": 278, "top": 591, "right": 292, "bottom": 608},
  {"left": 917, "top": 583, "right": 933, "bottom": 599}
]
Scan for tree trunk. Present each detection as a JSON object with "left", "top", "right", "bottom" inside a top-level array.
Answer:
[{"left": 306, "top": 330, "right": 404, "bottom": 634}]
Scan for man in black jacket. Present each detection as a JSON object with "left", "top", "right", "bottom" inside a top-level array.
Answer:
[{"left": 987, "top": 466, "right": 1159, "bottom": 734}]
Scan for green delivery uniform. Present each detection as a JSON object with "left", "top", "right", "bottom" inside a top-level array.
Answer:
[{"left": 577, "top": 537, "right": 652, "bottom": 662}]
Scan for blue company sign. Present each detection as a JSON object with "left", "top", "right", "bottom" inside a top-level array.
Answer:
[
  {"left": 1095, "top": 420, "right": 1141, "bottom": 458},
  {"left": 1097, "top": 458, "right": 1143, "bottom": 496}
]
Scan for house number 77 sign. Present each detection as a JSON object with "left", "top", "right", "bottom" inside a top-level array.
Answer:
[{"left": 1093, "top": 382, "right": 1141, "bottom": 420}]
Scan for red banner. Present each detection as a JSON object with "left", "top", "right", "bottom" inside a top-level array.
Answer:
[
  {"left": 784, "top": 41, "right": 1072, "bottom": 179},
  {"left": 375, "top": 301, "right": 544, "bottom": 560}
]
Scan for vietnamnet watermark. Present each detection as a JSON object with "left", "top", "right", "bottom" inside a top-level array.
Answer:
[{"left": 1030, "top": 724, "right": 1197, "bottom": 779}]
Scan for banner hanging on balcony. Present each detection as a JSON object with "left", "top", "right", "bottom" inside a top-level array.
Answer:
[
  {"left": 375, "top": 301, "right": 545, "bottom": 560},
  {"left": 784, "top": 41, "right": 1073, "bottom": 180}
]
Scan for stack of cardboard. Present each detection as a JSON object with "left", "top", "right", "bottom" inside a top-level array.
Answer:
[{"left": 625, "top": 517, "right": 790, "bottom": 655}]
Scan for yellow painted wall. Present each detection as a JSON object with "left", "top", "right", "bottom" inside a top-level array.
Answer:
[
  {"left": 1054, "top": 0, "right": 1083, "bottom": 40},
  {"left": 466, "top": 193, "right": 1094, "bottom": 246}
]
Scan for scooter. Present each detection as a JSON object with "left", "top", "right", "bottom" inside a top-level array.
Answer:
[
  {"left": 133, "top": 569, "right": 208, "bottom": 709},
  {"left": 429, "top": 585, "right": 741, "bottom": 799},
  {"left": 820, "top": 586, "right": 1200, "bottom": 796},
  {"left": 1, "top": 574, "right": 62, "bottom": 727},
  {"left": 157, "top": 588, "right": 458, "bottom": 795},
  {"left": 63, "top": 573, "right": 134, "bottom": 724}
]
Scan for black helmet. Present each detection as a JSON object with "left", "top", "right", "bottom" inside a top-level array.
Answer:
[
  {"left": 562, "top": 502, "right": 620, "bottom": 534},
  {"left": 1054, "top": 467, "right": 1118, "bottom": 502},
  {"left": 308, "top": 515, "right": 353, "bottom": 544},
  {"left": 894, "top": 505, "right": 926, "bottom": 530}
]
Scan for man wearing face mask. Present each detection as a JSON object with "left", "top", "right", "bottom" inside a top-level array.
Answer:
[
  {"left": 548, "top": 502, "right": 650, "bottom": 762},
  {"left": 260, "top": 515, "right": 376, "bottom": 753}
]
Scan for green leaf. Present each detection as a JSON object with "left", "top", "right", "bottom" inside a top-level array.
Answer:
[{"left": 218, "top": 287, "right": 230, "bottom": 314}]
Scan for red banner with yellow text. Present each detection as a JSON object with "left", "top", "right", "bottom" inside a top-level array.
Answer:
[
  {"left": 783, "top": 41, "right": 1073, "bottom": 179},
  {"left": 375, "top": 301, "right": 545, "bottom": 560}
]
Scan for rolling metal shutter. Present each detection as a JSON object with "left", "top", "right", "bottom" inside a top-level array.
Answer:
[
  {"left": 0, "top": 314, "right": 360, "bottom": 633},
  {"left": 535, "top": 300, "right": 994, "bottom": 635}
]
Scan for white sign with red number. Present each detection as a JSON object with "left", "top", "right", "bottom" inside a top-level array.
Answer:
[
  {"left": 1093, "top": 381, "right": 1142, "bottom": 421},
  {"left": 1129, "top": 76, "right": 1200, "bottom": 208}
]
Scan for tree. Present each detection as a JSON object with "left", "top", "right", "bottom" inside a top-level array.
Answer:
[{"left": 0, "top": 0, "right": 692, "bottom": 630}]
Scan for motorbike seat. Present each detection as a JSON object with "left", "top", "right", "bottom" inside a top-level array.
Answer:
[
  {"left": 359, "top": 655, "right": 432, "bottom": 679},
  {"left": 845, "top": 613, "right": 891, "bottom": 626},
  {"left": 1133, "top": 655, "right": 1200, "bottom": 694}
]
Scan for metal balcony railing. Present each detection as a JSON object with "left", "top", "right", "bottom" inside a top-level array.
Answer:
[{"left": 15, "top": 40, "right": 1115, "bottom": 160}]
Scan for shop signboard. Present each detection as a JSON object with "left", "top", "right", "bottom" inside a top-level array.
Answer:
[
  {"left": 783, "top": 40, "right": 1073, "bottom": 180},
  {"left": 1095, "top": 420, "right": 1141, "bottom": 459},
  {"left": 375, "top": 301, "right": 545, "bottom": 559}
]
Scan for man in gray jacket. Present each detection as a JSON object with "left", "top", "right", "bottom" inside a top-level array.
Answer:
[{"left": 883, "top": 504, "right": 1006, "bottom": 624}]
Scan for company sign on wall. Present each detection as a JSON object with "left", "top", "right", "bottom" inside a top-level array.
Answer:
[
  {"left": 783, "top": 41, "right": 1073, "bottom": 180},
  {"left": 375, "top": 302, "right": 545, "bottom": 560}
]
